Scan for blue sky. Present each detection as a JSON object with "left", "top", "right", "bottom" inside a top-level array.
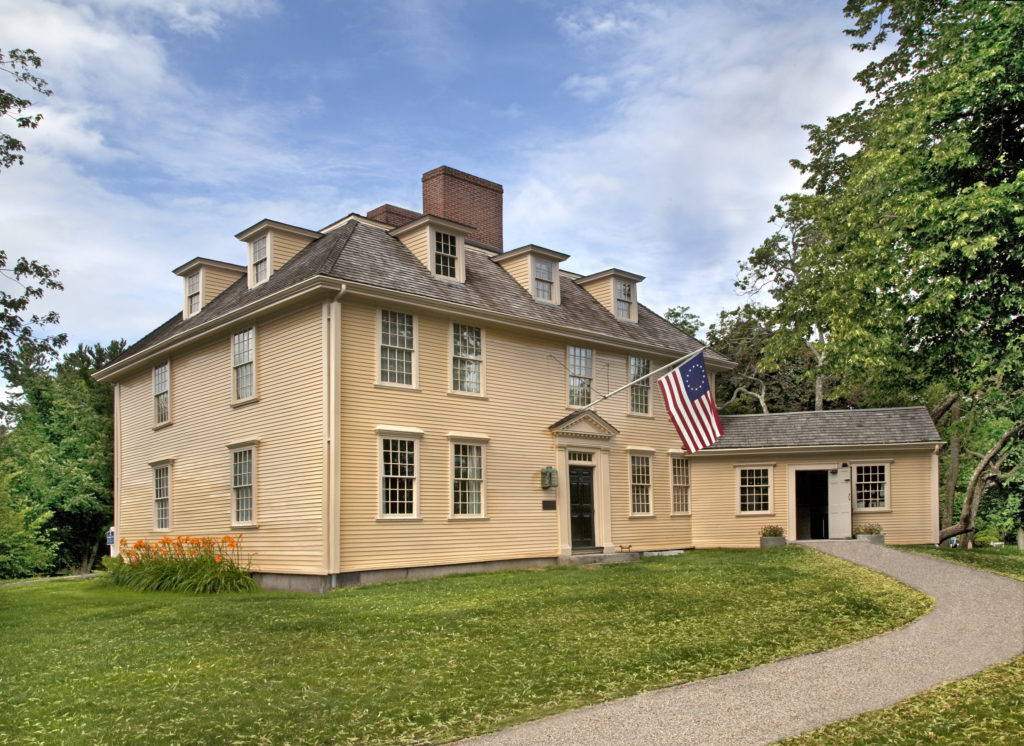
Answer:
[{"left": 1, "top": 0, "right": 869, "bottom": 351}]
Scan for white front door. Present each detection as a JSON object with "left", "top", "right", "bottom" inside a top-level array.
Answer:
[{"left": 827, "top": 467, "right": 853, "bottom": 539}]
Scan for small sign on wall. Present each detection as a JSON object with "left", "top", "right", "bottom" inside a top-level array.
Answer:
[{"left": 541, "top": 500, "right": 556, "bottom": 511}]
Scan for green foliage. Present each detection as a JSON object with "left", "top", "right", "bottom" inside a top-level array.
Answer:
[
  {"left": 902, "top": 544, "right": 1024, "bottom": 583},
  {"left": 0, "top": 469, "right": 54, "bottom": 577},
  {"left": 103, "top": 535, "right": 257, "bottom": 593},
  {"left": 760, "top": 524, "right": 785, "bottom": 537},
  {"left": 1, "top": 341, "right": 125, "bottom": 573},
  {"left": 0, "top": 48, "right": 52, "bottom": 170},
  {"left": 664, "top": 305, "right": 704, "bottom": 339},
  {"left": 855, "top": 522, "right": 883, "bottom": 535},
  {"left": 0, "top": 549, "right": 930, "bottom": 745}
]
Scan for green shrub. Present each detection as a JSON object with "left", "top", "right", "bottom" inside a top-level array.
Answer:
[
  {"left": 855, "top": 523, "right": 883, "bottom": 535},
  {"left": 103, "top": 535, "right": 257, "bottom": 593},
  {"left": 760, "top": 524, "right": 785, "bottom": 537}
]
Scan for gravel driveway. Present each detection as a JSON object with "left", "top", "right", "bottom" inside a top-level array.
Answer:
[{"left": 464, "top": 541, "right": 1024, "bottom": 745}]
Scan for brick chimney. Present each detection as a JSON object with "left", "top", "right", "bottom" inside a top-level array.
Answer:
[
  {"left": 367, "top": 203, "right": 422, "bottom": 228},
  {"left": 422, "top": 166, "right": 503, "bottom": 250}
]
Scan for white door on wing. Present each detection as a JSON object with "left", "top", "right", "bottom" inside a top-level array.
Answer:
[{"left": 828, "top": 466, "right": 853, "bottom": 539}]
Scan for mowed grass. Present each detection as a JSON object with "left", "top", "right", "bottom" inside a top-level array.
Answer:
[
  {"left": 0, "top": 547, "right": 930, "bottom": 745},
  {"left": 900, "top": 543, "right": 1024, "bottom": 582},
  {"left": 784, "top": 546, "right": 1024, "bottom": 745}
]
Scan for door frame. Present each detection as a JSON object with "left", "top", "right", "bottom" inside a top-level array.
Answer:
[
  {"left": 786, "top": 462, "right": 839, "bottom": 541},
  {"left": 555, "top": 444, "right": 613, "bottom": 556}
]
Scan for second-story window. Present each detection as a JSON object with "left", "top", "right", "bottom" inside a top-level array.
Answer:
[
  {"left": 568, "top": 345, "right": 593, "bottom": 407},
  {"left": 534, "top": 258, "right": 553, "bottom": 301},
  {"left": 232, "top": 328, "right": 255, "bottom": 400},
  {"left": 452, "top": 324, "right": 482, "bottom": 393},
  {"left": 251, "top": 236, "right": 268, "bottom": 285},
  {"left": 153, "top": 362, "right": 170, "bottom": 425},
  {"left": 435, "top": 231, "right": 457, "bottom": 278},
  {"left": 380, "top": 310, "right": 414, "bottom": 386},
  {"left": 629, "top": 356, "right": 650, "bottom": 414},
  {"left": 615, "top": 280, "right": 633, "bottom": 319},
  {"left": 186, "top": 272, "right": 200, "bottom": 316}
]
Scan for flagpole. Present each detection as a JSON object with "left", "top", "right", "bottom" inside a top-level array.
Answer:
[{"left": 574, "top": 345, "right": 709, "bottom": 415}]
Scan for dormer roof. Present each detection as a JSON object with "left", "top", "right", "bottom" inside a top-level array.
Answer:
[
  {"left": 234, "top": 219, "right": 323, "bottom": 243},
  {"left": 172, "top": 257, "right": 246, "bottom": 277},
  {"left": 492, "top": 244, "right": 570, "bottom": 265},
  {"left": 576, "top": 267, "right": 645, "bottom": 286}
]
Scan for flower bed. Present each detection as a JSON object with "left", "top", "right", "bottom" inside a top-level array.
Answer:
[{"left": 103, "top": 535, "right": 257, "bottom": 593}]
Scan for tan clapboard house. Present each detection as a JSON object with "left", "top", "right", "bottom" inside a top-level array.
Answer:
[{"left": 96, "top": 167, "right": 942, "bottom": 591}]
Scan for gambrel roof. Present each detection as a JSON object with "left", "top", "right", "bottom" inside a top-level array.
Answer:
[{"left": 109, "top": 218, "right": 730, "bottom": 372}]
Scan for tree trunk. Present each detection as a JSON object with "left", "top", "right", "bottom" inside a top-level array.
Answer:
[
  {"left": 1017, "top": 527, "right": 1023, "bottom": 552},
  {"left": 940, "top": 420, "right": 1024, "bottom": 543},
  {"left": 78, "top": 539, "right": 99, "bottom": 576},
  {"left": 814, "top": 374, "right": 823, "bottom": 411}
]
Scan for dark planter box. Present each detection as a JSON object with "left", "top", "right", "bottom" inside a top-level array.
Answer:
[{"left": 760, "top": 536, "right": 787, "bottom": 548}]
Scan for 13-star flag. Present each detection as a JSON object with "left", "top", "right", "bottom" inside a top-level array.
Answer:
[{"left": 657, "top": 352, "right": 722, "bottom": 453}]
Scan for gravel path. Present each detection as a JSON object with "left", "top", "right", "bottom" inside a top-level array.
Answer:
[{"left": 464, "top": 541, "right": 1024, "bottom": 745}]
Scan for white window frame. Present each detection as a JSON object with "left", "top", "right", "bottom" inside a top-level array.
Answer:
[
  {"left": 376, "top": 426, "right": 423, "bottom": 519},
  {"left": 150, "top": 460, "right": 173, "bottom": 530},
  {"left": 448, "top": 434, "right": 489, "bottom": 519},
  {"left": 532, "top": 257, "right": 558, "bottom": 304},
  {"left": 629, "top": 450, "right": 654, "bottom": 516},
  {"left": 567, "top": 345, "right": 594, "bottom": 408},
  {"left": 615, "top": 279, "right": 635, "bottom": 321},
  {"left": 670, "top": 453, "right": 691, "bottom": 515},
  {"left": 736, "top": 463, "right": 775, "bottom": 515},
  {"left": 377, "top": 310, "right": 418, "bottom": 389},
  {"left": 227, "top": 440, "right": 259, "bottom": 528},
  {"left": 628, "top": 356, "right": 650, "bottom": 415},
  {"left": 231, "top": 327, "right": 257, "bottom": 403},
  {"left": 249, "top": 235, "right": 270, "bottom": 287},
  {"left": 450, "top": 323, "right": 485, "bottom": 396},
  {"left": 153, "top": 361, "right": 171, "bottom": 427},
  {"left": 184, "top": 271, "right": 201, "bottom": 318},
  {"left": 429, "top": 227, "right": 465, "bottom": 283},
  {"left": 851, "top": 461, "right": 892, "bottom": 511}
]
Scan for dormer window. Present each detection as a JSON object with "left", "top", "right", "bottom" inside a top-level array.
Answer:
[
  {"left": 186, "top": 272, "right": 200, "bottom": 317},
  {"left": 251, "top": 236, "right": 268, "bottom": 285},
  {"left": 535, "top": 259, "right": 554, "bottom": 301},
  {"left": 615, "top": 280, "right": 633, "bottom": 319},
  {"left": 434, "top": 232, "right": 458, "bottom": 278}
]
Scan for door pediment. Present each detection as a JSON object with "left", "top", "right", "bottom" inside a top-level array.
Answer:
[{"left": 549, "top": 410, "right": 619, "bottom": 441}]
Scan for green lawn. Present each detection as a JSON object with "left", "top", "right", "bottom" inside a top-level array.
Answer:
[
  {"left": 900, "top": 544, "right": 1024, "bottom": 582},
  {"left": 0, "top": 547, "right": 930, "bottom": 745},
  {"left": 782, "top": 546, "right": 1024, "bottom": 745}
]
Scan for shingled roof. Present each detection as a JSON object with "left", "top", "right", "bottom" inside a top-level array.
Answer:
[
  {"left": 113, "top": 218, "right": 729, "bottom": 368},
  {"left": 707, "top": 407, "right": 941, "bottom": 450}
]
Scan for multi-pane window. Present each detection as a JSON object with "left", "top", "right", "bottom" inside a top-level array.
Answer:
[
  {"left": 186, "top": 272, "right": 200, "bottom": 316},
  {"left": 630, "top": 454, "right": 652, "bottom": 514},
  {"left": 153, "top": 362, "right": 170, "bottom": 424},
  {"left": 434, "top": 231, "right": 457, "bottom": 278},
  {"left": 672, "top": 456, "right": 690, "bottom": 513},
  {"left": 615, "top": 280, "right": 633, "bottom": 319},
  {"left": 232, "top": 449, "right": 254, "bottom": 524},
  {"left": 855, "top": 464, "right": 888, "bottom": 509},
  {"left": 380, "top": 310, "right": 414, "bottom": 385},
  {"left": 251, "top": 236, "right": 268, "bottom": 284},
  {"left": 629, "top": 356, "right": 650, "bottom": 414},
  {"left": 535, "top": 258, "right": 554, "bottom": 301},
  {"left": 381, "top": 438, "right": 416, "bottom": 515},
  {"left": 452, "top": 324, "right": 482, "bottom": 393},
  {"left": 452, "top": 443, "right": 483, "bottom": 516},
  {"left": 568, "top": 451, "right": 593, "bottom": 463},
  {"left": 153, "top": 465, "right": 170, "bottom": 530},
  {"left": 232, "top": 328, "right": 255, "bottom": 400},
  {"left": 568, "top": 345, "right": 593, "bottom": 407},
  {"left": 739, "top": 467, "right": 771, "bottom": 512}
]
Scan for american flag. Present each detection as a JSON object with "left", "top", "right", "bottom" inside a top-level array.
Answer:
[{"left": 657, "top": 352, "right": 722, "bottom": 453}]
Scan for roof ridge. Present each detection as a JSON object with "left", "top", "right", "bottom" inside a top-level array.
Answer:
[{"left": 316, "top": 220, "right": 359, "bottom": 276}]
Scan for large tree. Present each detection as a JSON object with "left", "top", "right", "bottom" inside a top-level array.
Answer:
[
  {"left": 1, "top": 47, "right": 51, "bottom": 169},
  {"left": 743, "top": 0, "right": 1024, "bottom": 541}
]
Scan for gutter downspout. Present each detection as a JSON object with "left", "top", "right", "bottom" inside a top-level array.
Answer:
[{"left": 326, "top": 286, "right": 346, "bottom": 585}]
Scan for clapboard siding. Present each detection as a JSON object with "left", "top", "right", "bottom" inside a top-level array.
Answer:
[
  {"left": 116, "top": 303, "right": 325, "bottom": 573},
  {"left": 204, "top": 266, "right": 244, "bottom": 305},
  {"left": 499, "top": 254, "right": 531, "bottom": 293},
  {"left": 272, "top": 232, "right": 314, "bottom": 272},
  {"left": 398, "top": 227, "right": 430, "bottom": 269}
]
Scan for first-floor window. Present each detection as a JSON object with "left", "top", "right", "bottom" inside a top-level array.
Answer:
[
  {"left": 232, "top": 448, "right": 254, "bottom": 524},
  {"left": 855, "top": 464, "right": 888, "bottom": 509},
  {"left": 630, "top": 454, "right": 652, "bottom": 514},
  {"left": 232, "top": 328, "right": 255, "bottom": 400},
  {"left": 382, "top": 438, "right": 417, "bottom": 515},
  {"left": 739, "top": 466, "right": 771, "bottom": 512},
  {"left": 671, "top": 456, "right": 690, "bottom": 513},
  {"left": 153, "top": 464, "right": 170, "bottom": 529},
  {"left": 452, "top": 443, "right": 484, "bottom": 516}
]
